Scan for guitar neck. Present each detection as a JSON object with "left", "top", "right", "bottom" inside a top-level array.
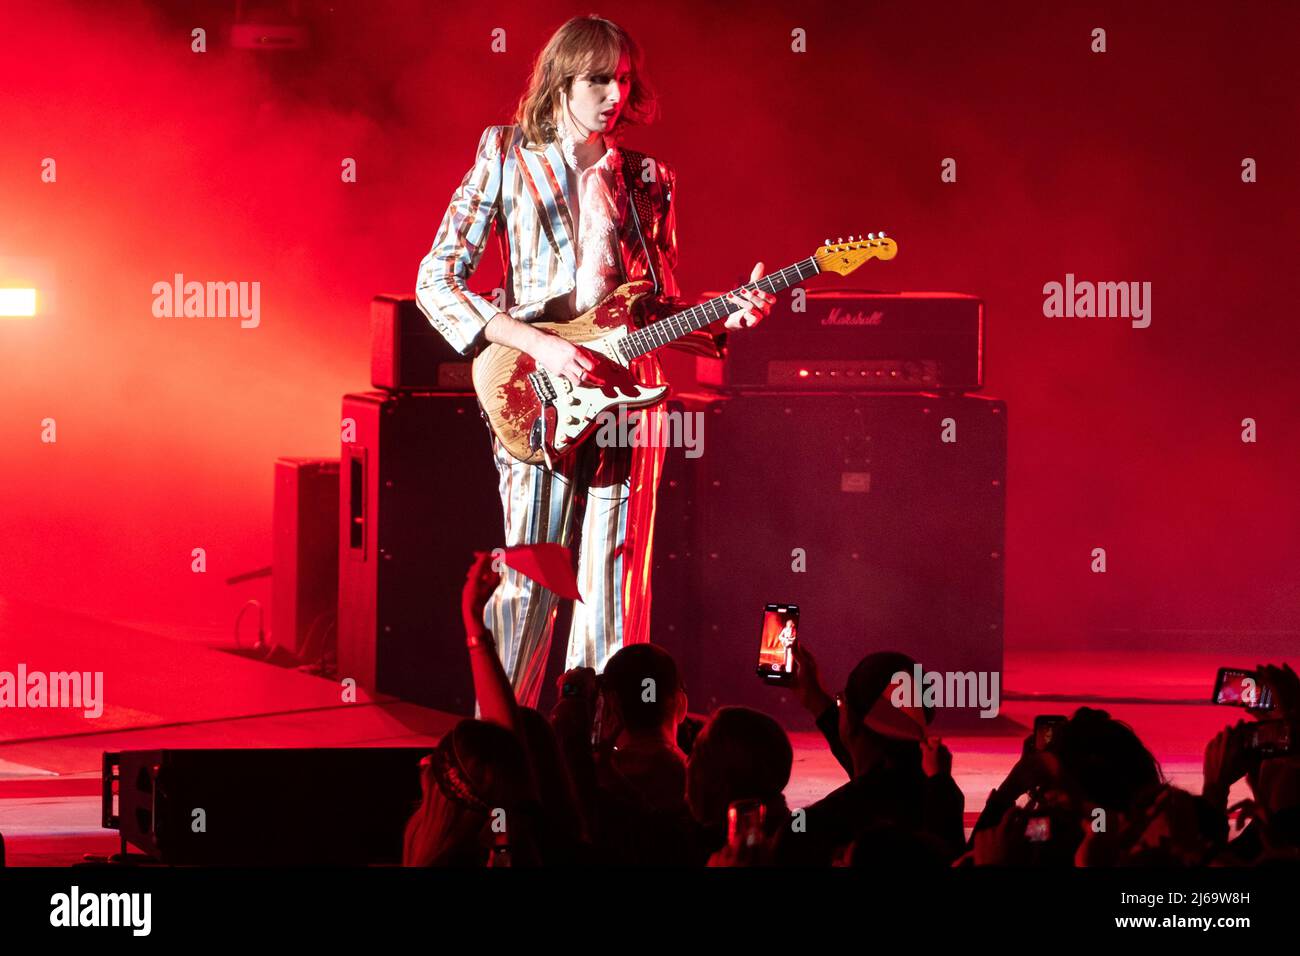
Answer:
[{"left": 622, "top": 256, "right": 821, "bottom": 360}]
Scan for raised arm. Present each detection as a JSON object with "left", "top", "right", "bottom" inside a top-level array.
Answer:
[{"left": 461, "top": 551, "right": 521, "bottom": 736}]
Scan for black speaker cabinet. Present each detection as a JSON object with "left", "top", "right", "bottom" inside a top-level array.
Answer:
[
  {"left": 102, "top": 748, "right": 428, "bottom": 864},
  {"left": 338, "top": 391, "right": 501, "bottom": 714},
  {"left": 651, "top": 392, "right": 1006, "bottom": 727},
  {"left": 272, "top": 457, "right": 339, "bottom": 657},
  {"left": 647, "top": 398, "right": 710, "bottom": 694}
]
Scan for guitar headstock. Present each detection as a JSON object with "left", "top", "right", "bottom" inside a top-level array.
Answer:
[{"left": 814, "top": 233, "right": 898, "bottom": 276}]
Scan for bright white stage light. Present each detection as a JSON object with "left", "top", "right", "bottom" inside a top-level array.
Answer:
[{"left": 0, "top": 288, "right": 38, "bottom": 316}]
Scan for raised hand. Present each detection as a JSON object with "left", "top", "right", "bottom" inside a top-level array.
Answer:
[
  {"left": 461, "top": 550, "right": 500, "bottom": 640},
  {"left": 922, "top": 737, "right": 954, "bottom": 778},
  {"left": 1256, "top": 662, "right": 1300, "bottom": 722},
  {"left": 790, "top": 640, "right": 833, "bottom": 715},
  {"left": 970, "top": 805, "right": 1029, "bottom": 866},
  {"left": 1203, "top": 720, "right": 1251, "bottom": 809}
]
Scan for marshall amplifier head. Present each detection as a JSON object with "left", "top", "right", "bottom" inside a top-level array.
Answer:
[{"left": 717, "top": 290, "right": 984, "bottom": 392}]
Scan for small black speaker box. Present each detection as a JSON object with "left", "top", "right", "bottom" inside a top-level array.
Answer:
[
  {"left": 272, "top": 457, "right": 339, "bottom": 658},
  {"left": 370, "top": 294, "right": 473, "bottom": 391}
]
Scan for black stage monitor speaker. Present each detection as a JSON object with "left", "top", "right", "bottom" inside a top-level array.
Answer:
[
  {"left": 272, "top": 457, "right": 339, "bottom": 658},
  {"left": 102, "top": 748, "right": 429, "bottom": 864},
  {"left": 652, "top": 392, "right": 1006, "bottom": 728},
  {"left": 338, "top": 391, "right": 501, "bottom": 714}
]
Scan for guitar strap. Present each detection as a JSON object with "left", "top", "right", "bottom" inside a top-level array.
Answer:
[
  {"left": 500, "top": 126, "right": 517, "bottom": 239},
  {"left": 618, "top": 147, "right": 662, "bottom": 298}
]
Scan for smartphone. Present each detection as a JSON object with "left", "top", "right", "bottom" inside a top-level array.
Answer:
[
  {"left": 757, "top": 604, "right": 799, "bottom": 685},
  {"left": 1033, "top": 715, "right": 1067, "bottom": 752},
  {"left": 1024, "top": 815, "right": 1051, "bottom": 843},
  {"left": 727, "top": 799, "right": 767, "bottom": 849},
  {"left": 1213, "top": 668, "right": 1275, "bottom": 712},
  {"left": 1242, "top": 719, "right": 1293, "bottom": 758}
]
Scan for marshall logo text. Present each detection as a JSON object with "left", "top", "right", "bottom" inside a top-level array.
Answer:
[{"left": 820, "top": 308, "right": 884, "bottom": 327}]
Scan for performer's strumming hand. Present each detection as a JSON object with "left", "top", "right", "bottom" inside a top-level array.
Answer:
[
  {"left": 482, "top": 312, "right": 607, "bottom": 388},
  {"left": 532, "top": 332, "right": 607, "bottom": 388}
]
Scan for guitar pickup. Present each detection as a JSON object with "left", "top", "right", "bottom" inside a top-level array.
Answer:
[{"left": 528, "top": 371, "right": 557, "bottom": 404}]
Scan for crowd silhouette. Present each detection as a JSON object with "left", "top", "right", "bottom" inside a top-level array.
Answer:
[{"left": 402, "top": 552, "right": 1300, "bottom": 868}]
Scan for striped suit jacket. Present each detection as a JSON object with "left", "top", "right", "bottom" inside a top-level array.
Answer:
[{"left": 416, "top": 124, "right": 726, "bottom": 361}]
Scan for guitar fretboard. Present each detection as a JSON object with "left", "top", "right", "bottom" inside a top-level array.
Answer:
[{"left": 620, "top": 256, "right": 821, "bottom": 360}]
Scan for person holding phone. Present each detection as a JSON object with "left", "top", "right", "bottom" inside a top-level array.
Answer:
[
  {"left": 785, "top": 643, "right": 966, "bottom": 863},
  {"left": 1203, "top": 662, "right": 1300, "bottom": 861}
]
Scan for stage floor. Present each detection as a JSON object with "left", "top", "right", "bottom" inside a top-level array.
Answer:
[{"left": 0, "top": 596, "right": 1279, "bottom": 865}]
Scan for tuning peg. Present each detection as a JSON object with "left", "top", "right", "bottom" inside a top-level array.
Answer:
[
  {"left": 867, "top": 232, "right": 875, "bottom": 240},
  {"left": 836, "top": 236, "right": 843, "bottom": 244},
  {"left": 824, "top": 238, "right": 831, "bottom": 245},
  {"left": 879, "top": 231, "right": 887, "bottom": 238}
]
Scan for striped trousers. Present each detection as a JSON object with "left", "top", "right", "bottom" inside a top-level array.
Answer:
[{"left": 481, "top": 358, "right": 668, "bottom": 709}]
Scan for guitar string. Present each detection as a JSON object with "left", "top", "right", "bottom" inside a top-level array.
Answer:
[
  {"left": 624, "top": 260, "right": 809, "bottom": 358},
  {"left": 621, "top": 257, "right": 819, "bottom": 360}
]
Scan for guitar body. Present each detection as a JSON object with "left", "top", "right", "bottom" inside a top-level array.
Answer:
[
  {"left": 470, "top": 234, "right": 899, "bottom": 467},
  {"left": 472, "top": 279, "right": 669, "bottom": 466}
]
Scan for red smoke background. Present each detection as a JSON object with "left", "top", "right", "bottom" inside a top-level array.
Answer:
[{"left": 2, "top": 0, "right": 1296, "bottom": 655}]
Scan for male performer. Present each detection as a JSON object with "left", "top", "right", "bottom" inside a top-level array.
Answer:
[
  {"left": 776, "top": 618, "right": 797, "bottom": 666},
  {"left": 416, "top": 16, "right": 774, "bottom": 707}
]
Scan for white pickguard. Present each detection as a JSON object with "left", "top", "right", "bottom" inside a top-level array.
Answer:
[{"left": 537, "top": 327, "right": 668, "bottom": 454}]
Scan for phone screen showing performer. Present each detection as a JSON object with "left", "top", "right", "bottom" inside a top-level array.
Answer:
[
  {"left": 757, "top": 604, "right": 799, "bottom": 685},
  {"left": 1212, "top": 667, "right": 1275, "bottom": 712}
]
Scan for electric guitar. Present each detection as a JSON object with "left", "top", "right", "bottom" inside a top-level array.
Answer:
[{"left": 472, "top": 233, "right": 898, "bottom": 466}]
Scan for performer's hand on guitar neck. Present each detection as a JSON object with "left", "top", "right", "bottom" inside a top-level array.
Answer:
[
  {"left": 721, "top": 261, "right": 777, "bottom": 331},
  {"left": 484, "top": 310, "right": 605, "bottom": 387}
]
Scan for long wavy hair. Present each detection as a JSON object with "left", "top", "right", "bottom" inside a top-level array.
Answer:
[
  {"left": 402, "top": 719, "right": 538, "bottom": 867},
  {"left": 514, "top": 15, "right": 659, "bottom": 147}
]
